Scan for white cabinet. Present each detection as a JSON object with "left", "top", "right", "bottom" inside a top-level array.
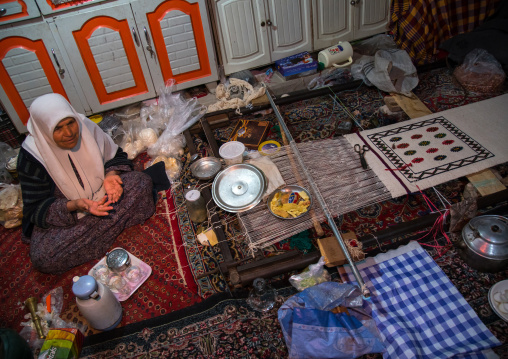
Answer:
[
  {"left": 53, "top": 0, "right": 218, "bottom": 114},
  {"left": 215, "top": 0, "right": 311, "bottom": 75},
  {"left": 0, "top": 0, "right": 40, "bottom": 25},
  {"left": 0, "top": 21, "right": 86, "bottom": 132},
  {"left": 312, "top": 0, "right": 389, "bottom": 50}
]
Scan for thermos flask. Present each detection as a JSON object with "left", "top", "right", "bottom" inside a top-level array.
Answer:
[
  {"left": 318, "top": 41, "right": 354, "bottom": 68},
  {"left": 72, "top": 275, "right": 122, "bottom": 331}
]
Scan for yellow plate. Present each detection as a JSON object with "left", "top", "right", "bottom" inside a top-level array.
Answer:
[
  {"left": 89, "top": 115, "right": 103, "bottom": 124},
  {"left": 258, "top": 140, "right": 281, "bottom": 155}
]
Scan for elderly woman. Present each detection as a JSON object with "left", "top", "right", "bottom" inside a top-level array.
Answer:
[{"left": 17, "top": 94, "right": 156, "bottom": 274}]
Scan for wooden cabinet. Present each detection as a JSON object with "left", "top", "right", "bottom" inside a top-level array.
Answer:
[
  {"left": 214, "top": 0, "right": 311, "bottom": 75},
  {"left": 0, "top": 21, "right": 86, "bottom": 132},
  {"left": 54, "top": 0, "right": 218, "bottom": 114},
  {"left": 312, "top": 0, "right": 389, "bottom": 50},
  {"left": 0, "top": 0, "right": 40, "bottom": 25}
]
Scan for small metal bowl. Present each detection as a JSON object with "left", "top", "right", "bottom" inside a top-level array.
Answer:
[
  {"left": 267, "top": 185, "right": 313, "bottom": 220},
  {"left": 106, "top": 248, "right": 131, "bottom": 272},
  {"left": 190, "top": 157, "right": 222, "bottom": 180}
]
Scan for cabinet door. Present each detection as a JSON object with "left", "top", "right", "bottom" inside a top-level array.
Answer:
[
  {"left": 312, "top": 0, "right": 353, "bottom": 50},
  {"left": 0, "top": 0, "right": 40, "bottom": 25},
  {"left": 353, "top": 0, "right": 389, "bottom": 40},
  {"left": 131, "top": 0, "right": 218, "bottom": 92},
  {"left": 215, "top": 0, "right": 270, "bottom": 75},
  {"left": 54, "top": 4, "right": 157, "bottom": 113},
  {"left": 266, "top": 0, "right": 312, "bottom": 62},
  {"left": 0, "top": 21, "right": 85, "bottom": 132}
]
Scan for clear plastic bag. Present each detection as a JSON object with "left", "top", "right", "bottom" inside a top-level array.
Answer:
[
  {"left": 0, "top": 142, "right": 18, "bottom": 184},
  {"left": 19, "top": 287, "right": 87, "bottom": 351},
  {"left": 289, "top": 256, "right": 331, "bottom": 291},
  {"left": 0, "top": 184, "right": 22, "bottom": 228},
  {"left": 147, "top": 80, "right": 206, "bottom": 160},
  {"left": 146, "top": 155, "right": 182, "bottom": 182},
  {"left": 453, "top": 48, "right": 506, "bottom": 94}
]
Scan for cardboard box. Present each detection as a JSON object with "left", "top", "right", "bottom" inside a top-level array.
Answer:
[
  {"left": 275, "top": 52, "right": 317, "bottom": 77},
  {"left": 228, "top": 119, "right": 270, "bottom": 149},
  {"left": 38, "top": 328, "right": 84, "bottom": 359}
]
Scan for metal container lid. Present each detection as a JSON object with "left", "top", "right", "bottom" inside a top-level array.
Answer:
[
  {"left": 106, "top": 248, "right": 131, "bottom": 272},
  {"left": 190, "top": 157, "right": 222, "bottom": 180},
  {"left": 462, "top": 215, "right": 508, "bottom": 260},
  {"left": 212, "top": 163, "right": 266, "bottom": 212}
]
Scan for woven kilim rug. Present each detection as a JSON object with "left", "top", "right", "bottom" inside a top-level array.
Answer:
[{"left": 345, "top": 94, "right": 508, "bottom": 197}]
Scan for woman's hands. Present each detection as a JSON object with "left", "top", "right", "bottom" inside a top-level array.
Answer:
[
  {"left": 104, "top": 172, "right": 124, "bottom": 203},
  {"left": 67, "top": 196, "right": 114, "bottom": 216}
]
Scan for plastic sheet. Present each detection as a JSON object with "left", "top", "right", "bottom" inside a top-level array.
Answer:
[
  {"left": 278, "top": 282, "right": 385, "bottom": 359},
  {"left": 0, "top": 142, "right": 17, "bottom": 184}
]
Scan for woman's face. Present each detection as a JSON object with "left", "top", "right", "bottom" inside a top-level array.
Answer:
[{"left": 53, "top": 117, "right": 79, "bottom": 149}]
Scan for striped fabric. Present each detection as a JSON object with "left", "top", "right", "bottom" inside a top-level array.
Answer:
[{"left": 389, "top": 0, "right": 501, "bottom": 65}]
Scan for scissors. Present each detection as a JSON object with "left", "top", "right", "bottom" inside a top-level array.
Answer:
[{"left": 354, "top": 144, "right": 369, "bottom": 170}]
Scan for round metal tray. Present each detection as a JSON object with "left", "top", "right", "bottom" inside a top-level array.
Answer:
[
  {"left": 212, "top": 164, "right": 266, "bottom": 213},
  {"left": 190, "top": 157, "right": 222, "bottom": 180},
  {"left": 267, "top": 185, "right": 313, "bottom": 220}
]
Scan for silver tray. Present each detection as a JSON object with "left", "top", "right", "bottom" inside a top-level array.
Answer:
[
  {"left": 266, "top": 185, "right": 313, "bottom": 220},
  {"left": 190, "top": 157, "right": 222, "bottom": 180},
  {"left": 212, "top": 164, "right": 266, "bottom": 213}
]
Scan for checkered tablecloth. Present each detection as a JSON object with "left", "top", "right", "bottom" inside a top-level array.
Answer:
[{"left": 339, "top": 242, "right": 501, "bottom": 358}]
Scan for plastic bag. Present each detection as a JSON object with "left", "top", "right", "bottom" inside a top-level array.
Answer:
[
  {"left": 354, "top": 34, "right": 398, "bottom": 56},
  {"left": 278, "top": 282, "right": 385, "bottom": 359},
  {"left": 19, "top": 287, "right": 87, "bottom": 351},
  {"left": 147, "top": 80, "right": 206, "bottom": 160},
  {"left": 0, "top": 184, "right": 22, "bottom": 228},
  {"left": 146, "top": 155, "right": 181, "bottom": 182},
  {"left": 0, "top": 142, "right": 18, "bottom": 184},
  {"left": 289, "top": 256, "right": 331, "bottom": 291},
  {"left": 453, "top": 48, "right": 506, "bottom": 94},
  {"left": 351, "top": 49, "right": 418, "bottom": 95}
]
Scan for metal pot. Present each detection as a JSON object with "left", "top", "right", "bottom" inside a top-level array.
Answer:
[{"left": 458, "top": 215, "right": 508, "bottom": 273}]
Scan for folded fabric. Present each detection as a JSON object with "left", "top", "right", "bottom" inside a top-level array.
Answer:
[
  {"left": 247, "top": 156, "right": 285, "bottom": 201},
  {"left": 338, "top": 242, "right": 501, "bottom": 359}
]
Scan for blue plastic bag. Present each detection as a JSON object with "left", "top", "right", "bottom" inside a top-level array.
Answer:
[{"left": 278, "top": 282, "right": 384, "bottom": 359}]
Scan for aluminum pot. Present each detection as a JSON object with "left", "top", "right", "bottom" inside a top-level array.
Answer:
[{"left": 457, "top": 215, "right": 508, "bottom": 273}]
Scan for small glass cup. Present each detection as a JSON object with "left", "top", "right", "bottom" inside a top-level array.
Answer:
[
  {"left": 92, "top": 265, "right": 110, "bottom": 285},
  {"left": 108, "top": 273, "right": 130, "bottom": 295},
  {"left": 124, "top": 265, "right": 143, "bottom": 284}
]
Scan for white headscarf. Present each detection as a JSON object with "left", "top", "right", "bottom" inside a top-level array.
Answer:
[{"left": 22, "top": 93, "right": 118, "bottom": 203}]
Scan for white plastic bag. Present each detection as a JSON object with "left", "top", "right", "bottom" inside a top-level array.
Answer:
[{"left": 351, "top": 49, "right": 419, "bottom": 95}]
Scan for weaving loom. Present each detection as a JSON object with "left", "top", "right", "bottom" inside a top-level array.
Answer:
[{"left": 238, "top": 137, "right": 391, "bottom": 250}]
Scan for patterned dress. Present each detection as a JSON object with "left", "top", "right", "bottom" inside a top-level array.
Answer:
[{"left": 18, "top": 148, "right": 155, "bottom": 274}]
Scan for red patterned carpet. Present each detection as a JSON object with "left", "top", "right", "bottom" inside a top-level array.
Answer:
[{"left": 0, "top": 187, "right": 202, "bottom": 336}]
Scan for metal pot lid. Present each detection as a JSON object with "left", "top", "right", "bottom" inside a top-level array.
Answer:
[
  {"left": 212, "top": 163, "right": 266, "bottom": 213},
  {"left": 462, "top": 215, "right": 508, "bottom": 260},
  {"left": 106, "top": 248, "right": 131, "bottom": 271}
]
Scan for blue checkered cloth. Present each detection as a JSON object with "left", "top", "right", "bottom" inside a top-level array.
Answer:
[{"left": 339, "top": 243, "right": 501, "bottom": 358}]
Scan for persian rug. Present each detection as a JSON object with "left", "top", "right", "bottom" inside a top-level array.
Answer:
[
  {"left": 79, "top": 242, "right": 508, "bottom": 358},
  {"left": 0, "top": 186, "right": 202, "bottom": 337},
  {"left": 345, "top": 94, "right": 508, "bottom": 198}
]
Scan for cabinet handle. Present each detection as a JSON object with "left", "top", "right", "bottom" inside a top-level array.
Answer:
[
  {"left": 0, "top": 8, "right": 6, "bottom": 16},
  {"left": 132, "top": 27, "right": 140, "bottom": 47},
  {"left": 266, "top": 19, "right": 272, "bottom": 26},
  {"left": 143, "top": 26, "right": 156, "bottom": 59},
  {"left": 51, "top": 48, "right": 65, "bottom": 76},
  {"left": 261, "top": 21, "right": 265, "bottom": 27},
  {"left": 350, "top": 0, "right": 356, "bottom": 4}
]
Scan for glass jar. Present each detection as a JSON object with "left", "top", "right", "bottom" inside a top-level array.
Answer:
[{"left": 185, "top": 190, "right": 207, "bottom": 223}]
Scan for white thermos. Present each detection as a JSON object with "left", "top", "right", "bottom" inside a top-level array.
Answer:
[
  {"left": 72, "top": 275, "right": 122, "bottom": 331},
  {"left": 318, "top": 41, "right": 354, "bottom": 68}
]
